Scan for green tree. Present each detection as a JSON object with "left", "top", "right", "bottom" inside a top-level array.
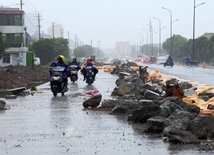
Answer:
[
  {"left": 208, "top": 36, "right": 214, "bottom": 63},
  {"left": 4, "top": 35, "right": 22, "bottom": 48},
  {"left": 162, "top": 34, "right": 187, "bottom": 61},
  {"left": 179, "top": 39, "right": 192, "bottom": 61},
  {"left": 194, "top": 37, "right": 209, "bottom": 62},
  {"left": 93, "top": 47, "right": 105, "bottom": 59},
  {"left": 0, "top": 32, "right": 5, "bottom": 58},
  {"left": 53, "top": 38, "right": 69, "bottom": 58},
  {"left": 30, "top": 38, "right": 69, "bottom": 65},
  {"left": 73, "top": 45, "right": 94, "bottom": 58}
]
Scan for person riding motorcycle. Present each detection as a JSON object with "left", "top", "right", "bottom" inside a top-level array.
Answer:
[
  {"left": 164, "top": 55, "right": 174, "bottom": 67},
  {"left": 81, "top": 58, "right": 98, "bottom": 81},
  {"left": 50, "top": 55, "right": 69, "bottom": 90},
  {"left": 167, "top": 55, "right": 173, "bottom": 63},
  {"left": 185, "top": 54, "right": 191, "bottom": 66},
  {"left": 68, "top": 57, "right": 81, "bottom": 71},
  {"left": 69, "top": 57, "right": 80, "bottom": 66}
]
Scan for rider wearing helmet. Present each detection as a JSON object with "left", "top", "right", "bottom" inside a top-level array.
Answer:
[
  {"left": 50, "top": 55, "right": 69, "bottom": 90},
  {"left": 81, "top": 58, "right": 98, "bottom": 81}
]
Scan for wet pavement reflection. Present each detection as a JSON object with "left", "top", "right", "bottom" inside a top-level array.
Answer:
[{"left": 0, "top": 69, "right": 213, "bottom": 154}]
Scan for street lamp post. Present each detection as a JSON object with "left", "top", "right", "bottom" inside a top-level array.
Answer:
[
  {"left": 139, "top": 33, "right": 144, "bottom": 55},
  {"left": 162, "top": 7, "right": 172, "bottom": 56},
  {"left": 153, "top": 17, "right": 161, "bottom": 57},
  {"left": 147, "top": 22, "right": 153, "bottom": 56},
  {"left": 192, "top": 0, "right": 205, "bottom": 60},
  {"left": 142, "top": 29, "right": 149, "bottom": 54},
  {"left": 137, "top": 35, "right": 141, "bottom": 54},
  {"left": 139, "top": 32, "right": 144, "bottom": 46},
  {"left": 135, "top": 39, "right": 138, "bottom": 57}
]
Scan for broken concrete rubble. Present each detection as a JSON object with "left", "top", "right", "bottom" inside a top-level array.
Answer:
[{"left": 100, "top": 63, "right": 214, "bottom": 144}]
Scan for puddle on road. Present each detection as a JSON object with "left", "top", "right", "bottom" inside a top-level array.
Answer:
[{"left": 0, "top": 70, "right": 213, "bottom": 155}]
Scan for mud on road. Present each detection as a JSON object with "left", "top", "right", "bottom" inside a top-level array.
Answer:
[
  {"left": 0, "top": 65, "right": 49, "bottom": 90},
  {"left": 0, "top": 69, "right": 214, "bottom": 155}
]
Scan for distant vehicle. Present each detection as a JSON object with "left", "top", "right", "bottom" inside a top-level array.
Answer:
[
  {"left": 34, "top": 57, "right": 41, "bottom": 65},
  {"left": 164, "top": 57, "right": 174, "bottom": 67},
  {"left": 134, "top": 55, "right": 142, "bottom": 62},
  {"left": 141, "top": 55, "right": 149, "bottom": 63},
  {"left": 148, "top": 56, "right": 157, "bottom": 63},
  {"left": 157, "top": 55, "right": 169, "bottom": 65}
]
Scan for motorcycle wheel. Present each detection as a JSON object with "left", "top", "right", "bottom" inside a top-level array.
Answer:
[
  {"left": 53, "top": 92, "right": 57, "bottom": 97},
  {"left": 88, "top": 79, "right": 93, "bottom": 85},
  {"left": 61, "top": 92, "right": 64, "bottom": 96},
  {"left": 70, "top": 77, "right": 76, "bottom": 83},
  {"left": 52, "top": 86, "right": 58, "bottom": 97}
]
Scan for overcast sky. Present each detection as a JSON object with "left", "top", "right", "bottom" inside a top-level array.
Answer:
[{"left": 1, "top": 0, "right": 213, "bottom": 49}]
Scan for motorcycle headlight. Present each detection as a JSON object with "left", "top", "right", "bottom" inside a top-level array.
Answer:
[
  {"left": 53, "top": 76, "right": 60, "bottom": 80},
  {"left": 89, "top": 70, "right": 92, "bottom": 73},
  {"left": 71, "top": 71, "right": 77, "bottom": 74}
]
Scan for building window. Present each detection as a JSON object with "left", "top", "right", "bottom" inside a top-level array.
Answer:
[
  {"left": 2, "top": 54, "right": 10, "bottom": 63},
  {"left": 0, "top": 14, "right": 23, "bottom": 26}
]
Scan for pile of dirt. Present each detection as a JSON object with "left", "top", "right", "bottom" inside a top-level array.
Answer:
[{"left": 0, "top": 65, "right": 50, "bottom": 90}]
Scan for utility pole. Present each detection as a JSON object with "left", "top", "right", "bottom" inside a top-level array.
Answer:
[
  {"left": 67, "top": 31, "right": 71, "bottom": 54},
  {"left": 20, "top": 0, "right": 24, "bottom": 9},
  {"left": 23, "top": 27, "right": 27, "bottom": 47},
  {"left": 52, "top": 23, "right": 55, "bottom": 38},
  {"left": 192, "top": 0, "right": 205, "bottom": 60},
  {"left": 37, "top": 14, "right": 41, "bottom": 40},
  {"left": 61, "top": 29, "right": 63, "bottom": 38},
  {"left": 153, "top": 17, "right": 161, "bottom": 57},
  {"left": 75, "top": 34, "right": 77, "bottom": 48},
  {"left": 67, "top": 31, "right": 70, "bottom": 42},
  {"left": 147, "top": 21, "right": 153, "bottom": 56},
  {"left": 150, "top": 21, "right": 153, "bottom": 56}
]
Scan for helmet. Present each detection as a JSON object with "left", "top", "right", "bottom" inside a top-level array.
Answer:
[
  {"left": 87, "top": 58, "right": 92, "bottom": 62},
  {"left": 73, "top": 57, "right": 77, "bottom": 61},
  {"left": 57, "top": 55, "right": 65, "bottom": 62}
]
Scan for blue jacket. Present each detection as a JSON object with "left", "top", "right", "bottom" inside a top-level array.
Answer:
[{"left": 50, "top": 62, "right": 69, "bottom": 79}]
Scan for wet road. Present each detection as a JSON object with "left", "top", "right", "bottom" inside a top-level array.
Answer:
[
  {"left": 0, "top": 69, "right": 213, "bottom": 155},
  {"left": 145, "top": 63, "right": 214, "bottom": 86}
]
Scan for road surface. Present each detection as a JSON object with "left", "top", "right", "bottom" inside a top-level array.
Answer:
[{"left": 0, "top": 69, "right": 213, "bottom": 155}]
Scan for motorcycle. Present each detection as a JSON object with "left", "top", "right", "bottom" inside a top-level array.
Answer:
[
  {"left": 85, "top": 66, "right": 95, "bottom": 85},
  {"left": 69, "top": 65, "right": 80, "bottom": 83},
  {"left": 50, "top": 66, "right": 67, "bottom": 97},
  {"left": 164, "top": 59, "right": 174, "bottom": 67}
]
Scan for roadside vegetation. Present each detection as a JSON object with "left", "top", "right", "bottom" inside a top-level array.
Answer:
[
  {"left": 28, "top": 38, "right": 105, "bottom": 65},
  {"left": 1, "top": 32, "right": 213, "bottom": 65},
  {"left": 137, "top": 34, "right": 214, "bottom": 64}
]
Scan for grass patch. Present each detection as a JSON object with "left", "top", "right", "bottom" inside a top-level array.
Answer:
[{"left": 31, "top": 85, "right": 37, "bottom": 91}]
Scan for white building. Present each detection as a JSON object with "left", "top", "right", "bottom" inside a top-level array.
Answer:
[{"left": 0, "top": 7, "right": 28, "bottom": 66}]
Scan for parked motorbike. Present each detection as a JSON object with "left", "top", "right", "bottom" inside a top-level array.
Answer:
[
  {"left": 164, "top": 59, "right": 174, "bottom": 67},
  {"left": 85, "top": 66, "right": 95, "bottom": 85},
  {"left": 50, "top": 66, "right": 67, "bottom": 97},
  {"left": 69, "top": 65, "right": 80, "bottom": 83}
]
